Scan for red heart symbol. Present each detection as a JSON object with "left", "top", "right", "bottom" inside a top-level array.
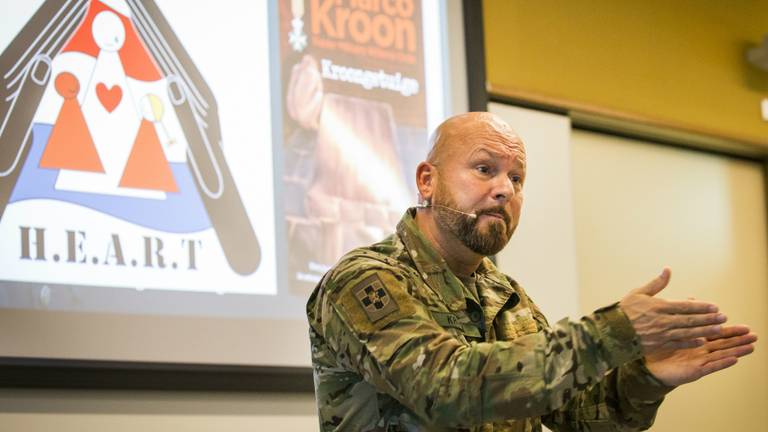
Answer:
[{"left": 96, "top": 83, "right": 122, "bottom": 113}]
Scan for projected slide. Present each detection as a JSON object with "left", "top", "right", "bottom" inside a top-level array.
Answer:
[
  {"left": 0, "top": 0, "right": 446, "bottom": 366},
  {"left": 280, "top": 0, "right": 432, "bottom": 294},
  {"left": 0, "top": 0, "right": 276, "bottom": 298}
]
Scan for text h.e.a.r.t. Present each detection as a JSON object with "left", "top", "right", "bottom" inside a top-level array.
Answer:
[{"left": 18, "top": 226, "right": 201, "bottom": 270}]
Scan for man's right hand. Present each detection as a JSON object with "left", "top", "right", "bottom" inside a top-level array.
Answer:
[{"left": 619, "top": 267, "right": 727, "bottom": 355}]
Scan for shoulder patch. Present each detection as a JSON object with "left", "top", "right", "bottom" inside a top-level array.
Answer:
[
  {"left": 352, "top": 274, "right": 399, "bottom": 323},
  {"left": 333, "top": 268, "right": 418, "bottom": 335}
]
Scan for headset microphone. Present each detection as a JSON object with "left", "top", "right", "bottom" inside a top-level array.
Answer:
[{"left": 417, "top": 199, "right": 477, "bottom": 219}]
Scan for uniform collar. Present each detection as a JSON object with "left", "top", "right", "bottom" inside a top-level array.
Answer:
[
  {"left": 396, "top": 209, "right": 463, "bottom": 308},
  {"left": 396, "top": 208, "right": 519, "bottom": 318},
  {"left": 396, "top": 208, "right": 446, "bottom": 275}
]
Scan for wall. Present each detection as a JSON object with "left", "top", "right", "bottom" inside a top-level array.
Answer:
[
  {"left": 571, "top": 129, "right": 768, "bottom": 430},
  {"left": 483, "top": 0, "right": 768, "bottom": 147},
  {"left": 0, "top": 389, "right": 318, "bottom": 431},
  {"left": 493, "top": 103, "right": 768, "bottom": 430}
]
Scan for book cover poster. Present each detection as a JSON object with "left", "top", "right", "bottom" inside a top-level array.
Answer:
[
  {"left": 0, "top": 0, "right": 276, "bottom": 295},
  {"left": 280, "top": 0, "right": 431, "bottom": 293}
]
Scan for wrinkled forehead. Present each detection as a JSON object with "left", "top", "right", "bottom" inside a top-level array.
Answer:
[{"left": 431, "top": 112, "right": 526, "bottom": 164}]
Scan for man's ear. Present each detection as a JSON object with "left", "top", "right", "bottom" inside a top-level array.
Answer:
[{"left": 416, "top": 161, "right": 435, "bottom": 202}]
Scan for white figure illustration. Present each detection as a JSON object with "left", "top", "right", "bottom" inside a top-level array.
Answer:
[{"left": 56, "top": 8, "right": 159, "bottom": 198}]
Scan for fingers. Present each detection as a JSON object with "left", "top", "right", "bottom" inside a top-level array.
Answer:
[
  {"left": 695, "top": 329, "right": 756, "bottom": 380},
  {"left": 649, "top": 312, "right": 725, "bottom": 343},
  {"left": 699, "top": 357, "right": 739, "bottom": 377},
  {"left": 706, "top": 324, "right": 752, "bottom": 341},
  {"left": 660, "top": 299, "right": 718, "bottom": 314},
  {"left": 634, "top": 267, "right": 671, "bottom": 296},
  {"left": 640, "top": 318, "right": 725, "bottom": 353},
  {"left": 706, "top": 331, "right": 758, "bottom": 352},
  {"left": 706, "top": 343, "right": 755, "bottom": 362},
  {"left": 667, "top": 312, "right": 727, "bottom": 329},
  {"left": 664, "top": 324, "right": 723, "bottom": 341}
]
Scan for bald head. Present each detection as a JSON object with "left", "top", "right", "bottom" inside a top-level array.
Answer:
[{"left": 427, "top": 112, "right": 525, "bottom": 166}]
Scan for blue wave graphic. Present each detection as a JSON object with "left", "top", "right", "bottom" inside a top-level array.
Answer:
[{"left": 9, "top": 124, "right": 211, "bottom": 233}]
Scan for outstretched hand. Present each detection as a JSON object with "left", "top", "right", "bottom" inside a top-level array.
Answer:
[
  {"left": 644, "top": 324, "right": 757, "bottom": 386},
  {"left": 619, "top": 268, "right": 726, "bottom": 355}
]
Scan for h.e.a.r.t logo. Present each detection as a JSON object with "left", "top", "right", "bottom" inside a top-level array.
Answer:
[{"left": 0, "top": 0, "right": 262, "bottom": 289}]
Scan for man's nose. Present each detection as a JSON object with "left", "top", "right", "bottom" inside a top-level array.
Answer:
[{"left": 491, "top": 175, "right": 516, "bottom": 202}]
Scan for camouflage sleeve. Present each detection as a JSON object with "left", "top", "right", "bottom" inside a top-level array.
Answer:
[
  {"left": 525, "top": 296, "right": 676, "bottom": 431},
  {"left": 314, "top": 261, "right": 650, "bottom": 428},
  {"left": 542, "top": 359, "right": 675, "bottom": 431}
]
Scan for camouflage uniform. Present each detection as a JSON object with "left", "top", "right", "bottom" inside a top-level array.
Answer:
[{"left": 307, "top": 209, "right": 674, "bottom": 431}]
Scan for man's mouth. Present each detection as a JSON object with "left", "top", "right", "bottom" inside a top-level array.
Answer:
[{"left": 478, "top": 211, "right": 508, "bottom": 224}]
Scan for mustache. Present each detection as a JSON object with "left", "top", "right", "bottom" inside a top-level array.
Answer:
[{"left": 474, "top": 206, "right": 511, "bottom": 225}]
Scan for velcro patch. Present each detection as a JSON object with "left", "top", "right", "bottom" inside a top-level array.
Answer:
[
  {"left": 353, "top": 274, "right": 399, "bottom": 323},
  {"left": 333, "top": 269, "right": 419, "bottom": 336}
]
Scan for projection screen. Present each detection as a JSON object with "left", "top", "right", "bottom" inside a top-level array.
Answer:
[{"left": 0, "top": 0, "right": 453, "bottom": 369}]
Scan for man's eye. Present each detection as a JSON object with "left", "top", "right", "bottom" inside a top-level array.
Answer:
[
  {"left": 511, "top": 175, "right": 522, "bottom": 184},
  {"left": 476, "top": 165, "right": 490, "bottom": 174}
]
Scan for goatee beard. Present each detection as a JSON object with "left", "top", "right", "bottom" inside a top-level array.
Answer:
[{"left": 433, "top": 197, "right": 512, "bottom": 256}]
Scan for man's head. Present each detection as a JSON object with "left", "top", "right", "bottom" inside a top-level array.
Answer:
[{"left": 416, "top": 112, "right": 526, "bottom": 257}]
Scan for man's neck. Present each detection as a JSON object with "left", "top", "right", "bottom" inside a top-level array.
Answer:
[{"left": 414, "top": 210, "right": 482, "bottom": 278}]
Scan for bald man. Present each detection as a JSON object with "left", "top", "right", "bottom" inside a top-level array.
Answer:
[{"left": 306, "top": 112, "right": 756, "bottom": 431}]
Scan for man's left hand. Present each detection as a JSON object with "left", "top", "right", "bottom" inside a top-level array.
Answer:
[{"left": 644, "top": 324, "right": 757, "bottom": 387}]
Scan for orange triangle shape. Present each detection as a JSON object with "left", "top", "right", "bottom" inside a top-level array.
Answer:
[
  {"left": 39, "top": 82, "right": 105, "bottom": 172},
  {"left": 119, "top": 119, "right": 178, "bottom": 192}
]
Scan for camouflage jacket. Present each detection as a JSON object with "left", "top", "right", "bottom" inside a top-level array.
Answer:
[{"left": 307, "top": 209, "right": 673, "bottom": 431}]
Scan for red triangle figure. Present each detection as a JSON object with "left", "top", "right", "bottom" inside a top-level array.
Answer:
[
  {"left": 119, "top": 115, "right": 178, "bottom": 192},
  {"left": 39, "top": 72, "right": 105, "bottom": 172}
]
